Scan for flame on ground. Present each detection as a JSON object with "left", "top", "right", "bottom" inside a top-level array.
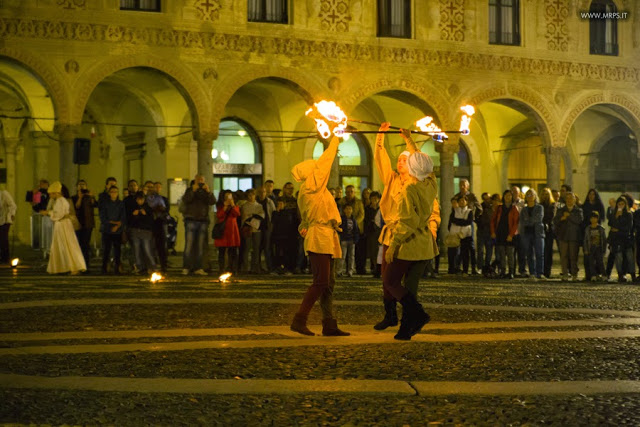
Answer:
[
  {"left": 305, "top": 101, "right": 349, "bottom": 140},
  {"left": 11, "top": 258, "right": 19, "bottom": 267},
  {"left": 459, "top": 105, "right": 475, "bottom": 135},
  {"left": 219, "top": 272, "right": 232, "bottom": 283},
  {"left": 150, "top": 272, "right": 163, "bottom": 283}
]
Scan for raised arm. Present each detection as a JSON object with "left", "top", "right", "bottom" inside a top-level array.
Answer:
[
  {"left": 374, "top": 122, "right": 394, "bottom": 185},
  {"left": 400, "top": 128, "right": 418, "bottom": 154},
  {"left": 305, "top": 135, "right": 339, "bottom": 192}
]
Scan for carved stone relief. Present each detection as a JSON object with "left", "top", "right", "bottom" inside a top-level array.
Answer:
[
  {"left": 319, "top": 0, "right": 351, "bottom": 32},
  {"left": 439, "top": 0, "right": 465, "bottom": 41},
  {"left": 545, "top": 0, "right": 569, "bottom": 51}
]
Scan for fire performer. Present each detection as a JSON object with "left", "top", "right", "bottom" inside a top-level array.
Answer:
[
  {"left": 374, "top": 124, "right": 437, "bottom": 340},
  {"left": 290, "top": 134, "right": 350, "bottom": 337}
]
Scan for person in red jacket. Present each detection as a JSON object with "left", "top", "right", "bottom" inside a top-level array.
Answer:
[
  {"left": 491, "top": 190, "right": 520, "bottom": 279},
  {"left": 214, "top": 190, "right": 241, "bottom": 275}
]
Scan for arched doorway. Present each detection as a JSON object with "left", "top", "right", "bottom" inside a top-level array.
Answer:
[
  {"left": 595, "top": 137, "right": 639, "bottom": 193},
  {"left": 312, "top": 134, "right": 371, "bottom": 192},
  {"left": 212, "top": 118, "right": 263, "bottom": 194}
]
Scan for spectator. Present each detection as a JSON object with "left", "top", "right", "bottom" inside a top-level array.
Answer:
[
  {"left": 71, "top": 180, "right": 97, "bottom": 272},
  {"left": 128, "top": 191, "right": 157, "bottom": 274},
  {"left": 491, "top": 190, "right": 519, "bottom": 279},
  {"left": 145, "top": 181, "right": 169, "bottom": 273},
  {"left": 511, "top": 185, "right": 526, "bottom": 276},
  {"left": 449, "top": 195, "right": 473, "bottom": 275},
  {"left": 583, "top": 211, "right": 606, "bottom": 282},
  {"left": 122, "top": 180, "right": 140, "bottom": 272},
  {"left": 424, "top": 197, "right": 441, "bottom": 279},
  {"left": 257, "top": 186, "right": 275, "bottom": 273},
  {"left": 580, "top": 189, "right": 605, "bottom": 281},
  {"left": 540, "top": 188, "right": 557, "bottom": 278},
  {"left": 271, "top": 198, "right": 289, "bottom": 275},
  {"left": 608, "top": 196, "right": 635, "bottom": 283},
  {"left": 553, "top": 192, "right": 583, "bottom": 281},
  {"left": 519, "top": 189, "right": 545, "bottom": 280},
  {"left": 334, "top": 186, "right": 343, "bottom": 204},
  {"left": 240, "top": 188, "right": 265, "bottom": 274},
  {"left": 31, "top": 179, "right": 50, "bottom": 213},
  {"left": 0, "top": 188, "right": 17, "bottom": 264},
  {"left": 455, "top": 179, "right": 482, "bottom": 275},
  {"left": 181, "top": 174, "right": 216, "bottom": 276},
  {"left": 99, "top": 184, "right": 126, "bottom": 275},
  {"left": 264, "top": 180, "right": 277, "bottom": 203},
  {"left": 365, "top": 191, "right": 382, "bottom": 278},
  {"left": 98, "top": 177, "right": 117, "bottom": 210},
  {"left": 338, "top": 204, "right": 359, "bottom": 277},
  {"left": 476, "top": 192, "right": 494, "bottom": 277},
  {"left": 278, "top": 182, "right": 300, "bottom": 274},
  {"left": 214, "top": 190, "right": 240, "bottom": 275},
  {"left": 634, "top": 196, "right": 640, "bottom": 282},
  {"left": 42, "top": 181, "right": 86, "bottom": 275},
  {"left": 355, "top": 187, "right": 372, "bottom": 274},
  {"left": 557, "top": 184, "right": 572, "bottom": 208},
  {"left": 338, "top": 185, "right": 365, "bottom": 274}
]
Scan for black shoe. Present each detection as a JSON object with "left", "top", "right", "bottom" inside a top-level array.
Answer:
[
  {"left": 374, "top": 299, "right": 398, "bottom": 330},
  {"left": 322, "top": 319, "right": 350, "bottom": 336},
  {"left": 290, "top": 313, "right": 315, "bottom": 336},
  {"left": 471, "top": 269, "right": 480, "bottom": 275},
  {"left": 394, "top": 293, "right": 430, "bottom": 341}
]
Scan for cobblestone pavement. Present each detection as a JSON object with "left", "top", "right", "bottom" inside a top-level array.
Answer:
[{"left": 2, "top": 261, "right": 640, "bottom": 425}]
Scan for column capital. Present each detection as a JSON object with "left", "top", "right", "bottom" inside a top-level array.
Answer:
[
  {"left": 3, "top": 136, "right": 21, "bottom": 151},
  {"left": 436, "top": 141, "right": 459, "bottom": 161},
  {"left": 54, "top": 123, "right": 82, "bottom": 141},
  {"left": 195, "top": 129, "right": 218, "bottom": 145},
  {"left": 30, "top": 131, "right": 52, "bottom": 148}
]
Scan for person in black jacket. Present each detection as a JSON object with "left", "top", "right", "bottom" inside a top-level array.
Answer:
[
  {"left": 128, "top": 191, "right": 157, "bottom": 274},
  {"left": 553, "top": 192, "right": 583, "bottom": 281},
  {"left": 580, "top": 189, "right": 605, "bottom": 281},
  {"left": 609, "top": 196, "right": 636, "bottom": 283},
  {"left": 99, "top": 185, "right": 126, "bottom": 275}
]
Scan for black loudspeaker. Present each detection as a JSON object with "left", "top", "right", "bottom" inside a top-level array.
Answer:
[{"left": 73, "top": 138, "right": 91, "bottom": 165}]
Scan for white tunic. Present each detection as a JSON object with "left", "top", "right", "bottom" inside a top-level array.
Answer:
[{"left": 47, "top": 197, "right": 87, "bottom": 274}]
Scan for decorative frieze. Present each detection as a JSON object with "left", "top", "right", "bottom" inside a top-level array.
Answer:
[
  {"left": 319, "top": 0, "right": 351, "bottom": 32},
  {"left": 545, "top": 0, "right": 569, "bottom": 52},
  {"left": 57, "top": 0, "right": 87, "bottom": 10},
  {"left": 0, "top": 17, "right": 637, "bottom": 83},
  {"left": 194, "top": 0, "right": 221, "bottom": 22}
]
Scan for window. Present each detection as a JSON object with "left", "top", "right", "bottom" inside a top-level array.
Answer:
[
  {"left": 313, "top": 134, "right": 371, "bottom": 193},
  {"left": 248, "top": 0, "right": 288, "bottom": 24},
  {"left": 377, "top": 0, "right": 411, "bottom": 38},
  {"left": 589, "top": 0, "right": 618, "bottom": 55},
  {"left": 489, "top": 0, "right": 520, "bottom": 45},
  {"left": 120, "top": 0, "right": 161, "bottom": 12}
]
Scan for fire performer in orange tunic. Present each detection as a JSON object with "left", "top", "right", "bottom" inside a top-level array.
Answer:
[{"left": 290, "top": 134, "right": 350, "bottom": 337}]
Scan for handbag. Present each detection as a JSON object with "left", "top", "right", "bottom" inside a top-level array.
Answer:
[
  {"left": 444, "top": 232, "right": 461, "bottom": 248},
  {"left": 241, "top": 224, "right": 253, "bottom": 238},
  {"left": 212, "top": 209, "right": 231, "bottom": 240}
]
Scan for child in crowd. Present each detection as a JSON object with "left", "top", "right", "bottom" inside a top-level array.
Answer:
[
  {"left": 583, "top": 211, "right": 606, "bottom": 282},
  {"left": 128, "top": 191, "right": 157, "bottom": 275},
  {"left": 338, "top": 204, "right": 359, "bottom": 277},
  {"left": 449, "top": 195, "right": 473, "bottom": 275}
]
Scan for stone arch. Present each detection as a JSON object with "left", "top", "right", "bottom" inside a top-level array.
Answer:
[
  {"left": 585, "top": 122, "right": 631, "bottom": 189},
  {"left": 341, "top": 77, "right": 452, "bottom": 130},
  {"left": 72, "top": 54, "right": 211, "bottom": 130},
  {"left": 459, "top": 83, "right": 559, "bottom": 147},
  {"left": 559, "top": 92, "right": 640, "bottom": 147},
  {"left": 0, "top": 47, "right": 71, "bottom": 123},
  {"left": 210, "top": 67, "right": 328, "bottom": 132}
]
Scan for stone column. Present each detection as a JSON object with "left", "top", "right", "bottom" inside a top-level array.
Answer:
[
  {"left": 545, "top": 147, "right": 562, "bottom": 190},
  {"left": 57, "top": 124, "right": 80, "bottom": 188},
  {"left": 437, "top": 140, "right": 459, "bottom": 237},
  {"left": 3, "top": 137, "right": 19, "bottom": 198},
  {"left": 197, "top": 131, "right": 217, "bottom": 190},
  {"left": 32, "top": 132, "right": 51, "bottom": 186}
]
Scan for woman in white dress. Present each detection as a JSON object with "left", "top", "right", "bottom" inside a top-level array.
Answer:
[{"left": 41, "top": 181, "right": 86, "bottom": 275}]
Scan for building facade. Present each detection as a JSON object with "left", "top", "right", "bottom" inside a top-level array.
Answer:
[{"left": 1, "top": 0, "right": 639, "bottom": 247}]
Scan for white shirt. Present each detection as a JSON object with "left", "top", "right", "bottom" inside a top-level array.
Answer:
[{"left": 0, "top": 190, "right": 17, "bottom": 225}]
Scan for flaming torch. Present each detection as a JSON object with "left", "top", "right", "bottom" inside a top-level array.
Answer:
[
  {"left": 11, "top": 258, "right": 19, "bottom": 268},
  {"left": 219, "top": 272, "right": 232, "bottom": 283},
  {"left": 306, "top": 101, "right": 349, "bottom": 140},
  {"left": 459, "top": 105, "right": 475, "bottom": 135},
  {"left": 416, "top": 116, "right": 448, "bottom": 142},
  {"left": 150, "top": 272, "right": 163, "bottom": 283}
]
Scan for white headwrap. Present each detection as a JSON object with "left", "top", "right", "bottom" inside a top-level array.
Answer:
[{"left": 407, "top": 152, "right": 434, "bottom": 181}]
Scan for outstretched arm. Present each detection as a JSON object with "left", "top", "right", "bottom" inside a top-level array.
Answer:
[
  {"left": 400, "top": 128, "right": 418, "bottom": 154},
  {"left": 374, "top": 122, "right": 394, "bottom": 185},
  {"left": 306, "top": 135, "right": 340, "bottom": 192}
]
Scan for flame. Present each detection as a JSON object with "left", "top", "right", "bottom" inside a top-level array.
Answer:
[
  {"left": 150, "top": 272, "right": 163, "bottom": 283},
  {"left": 11, "top": 258, "right": 19, "bottom": 267},
  {"left": 415, "top": 116, "right": 448, "bottom": 140},
  {"left": 305, "top": 101, "right": 349, "bottom": 140},
  {"left": 219, "top": 272, "right": 232, "bottom": 283},
  {"left": 459, "top": 105, "right": 475, "bottom": 135}
]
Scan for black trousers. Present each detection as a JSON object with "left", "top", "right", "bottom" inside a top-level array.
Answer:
[
  {"left": 0, "top": 223, "right": 10, "bottom": 263},
  {"left": 152, "top": 220, "right": 168, "bottom": 271},
  {"left": 101, "top": 233, "right": 122, "bottom": 272}
]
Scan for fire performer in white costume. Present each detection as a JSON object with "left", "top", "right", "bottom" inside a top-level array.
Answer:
[{"left": 290, "top": 134, "right": 350, "bottom": 337}]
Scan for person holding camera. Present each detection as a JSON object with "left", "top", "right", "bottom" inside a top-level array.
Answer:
[
  {"left": 71, "top": 180, "right": 97, "bottom": 272},
  {"left": 181, "top": 174, "right": 216, "bottom": 275}
]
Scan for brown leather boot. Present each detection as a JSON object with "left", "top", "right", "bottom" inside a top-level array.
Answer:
[
  {"left": 322, "top": 318, "right": 350, "bottom": 336},
  {"left": 290, "top": 313, "right": 315, "bottom": 336}
]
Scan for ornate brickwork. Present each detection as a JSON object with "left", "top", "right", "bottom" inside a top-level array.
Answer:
[
  {"left": 194, "top": 0, "right": 221, "bottom": 22},
  {"left": 57, "top": 0, "right": 87, "bottom": 10},
  {"left": 319, "top": 0, "right": 351, "bottom": 32},
  {"left": 545, "top": 0, "right": 569, "bottom": 51},
  {"left": 439, "top": 0, "right": 465, "bottom": 41},
  {"left": 0, "top": 17, "right": 637, "bottom": 83}
]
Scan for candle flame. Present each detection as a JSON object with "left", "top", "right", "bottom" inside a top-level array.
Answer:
[
  {"left": 11, "top": 258, "right": 19, "bottom": 267},
  {"left": 219, "top": 272, "right": 232, "bottom": 283},
  {"left": 305, "top": 101, "right": 349, "bottom": 140},
  {"left": 150, "top": 272, "right": 163, "bottom": 283},
  {"left": 459, "top": 105, "right": 475, "bottom": 135},
  {"left": 415, "top": 116, "right": 448, "bottom": 140}
]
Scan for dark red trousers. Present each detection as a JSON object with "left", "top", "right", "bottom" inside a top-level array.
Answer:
[
  {"left": 296, "top": 252, "right": 335, "bottom": 319},
  {"left": 381, "top": 245, "right": 411, "bottom": 302}
]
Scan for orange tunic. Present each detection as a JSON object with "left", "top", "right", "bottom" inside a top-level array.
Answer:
[
  {"left": 374, "top": 136, "right": 406, "bottom": 246},
  {"left": 292, "top": 137, "right": 342, "bottom": 259}
]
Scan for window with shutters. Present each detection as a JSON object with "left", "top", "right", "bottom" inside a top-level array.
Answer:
[
  {"left": 248, "top": 0, "right": 288, "bottom": 24},
  {"left": 377, "top": 0, "right": 411, "bottom": 39},
  {"left": 589, "top": 0, "right": 618, "bottom": 55},
  {"left": 120, "top": 0, "right": 161, "bottom": 12},
  {"left": 489, "top": 0, "right": 520, "bottom": 45}
]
